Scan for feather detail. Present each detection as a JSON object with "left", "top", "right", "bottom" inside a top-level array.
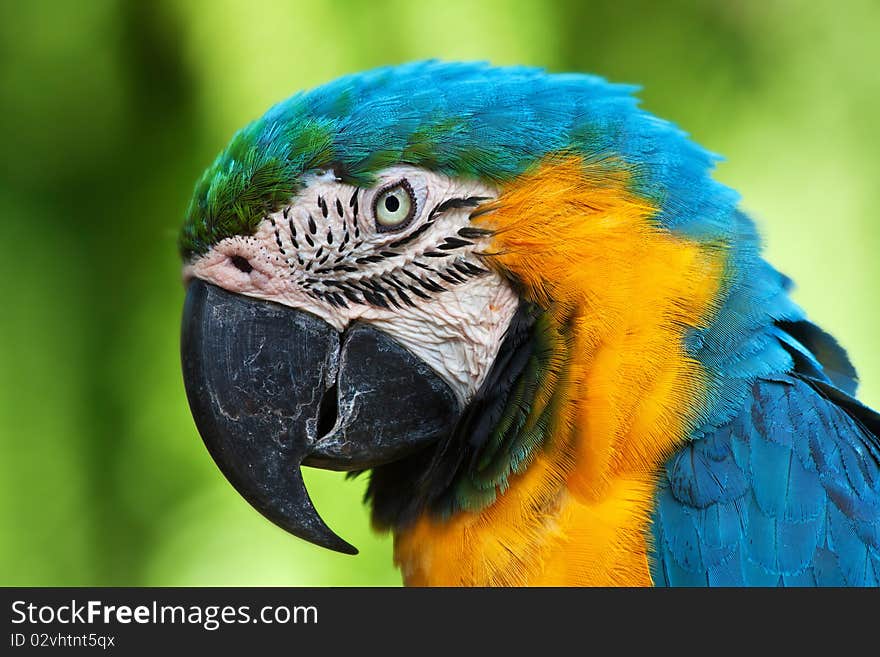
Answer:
[
  {"left": 651, "top": 375, "right": 880, "bottom": 586},
  {"left": 394, "top": 157, "right": 726, "bottom": 585}
]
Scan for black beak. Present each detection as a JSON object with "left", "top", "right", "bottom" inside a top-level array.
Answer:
[{"left": 180, "top": 280, "right": 460, "bottom": 554}]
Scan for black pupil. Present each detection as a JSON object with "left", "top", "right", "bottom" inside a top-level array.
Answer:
[
  {"left": 384, "top": 194, "right": 400, "bottom": 213},
  {"left": 230, "top": 255, "right": 252, "bottom": 273}
]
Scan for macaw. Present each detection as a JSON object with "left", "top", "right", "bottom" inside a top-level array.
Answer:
[{"left": 179, "top": 61, "right": 880, "bottom": 586}]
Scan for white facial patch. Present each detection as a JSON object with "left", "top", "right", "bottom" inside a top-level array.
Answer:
[{"left": 185, "top": 166, "right": 520, "bottom": 403}]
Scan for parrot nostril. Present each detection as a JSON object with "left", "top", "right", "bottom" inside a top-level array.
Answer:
[
  {"left": 316, "top": 382, "right": 339, "bottom": 438},
  {"left": 230, "top": 255, "right": 253, "bottom": 273}
]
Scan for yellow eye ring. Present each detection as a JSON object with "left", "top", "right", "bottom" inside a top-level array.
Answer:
[{"left": 373, "top": 179, "right": 416, "bottom": 232}]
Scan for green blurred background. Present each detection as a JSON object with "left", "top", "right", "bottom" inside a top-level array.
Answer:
[{"left": 1, "top": 0, "right": 878, "bottom": 586}]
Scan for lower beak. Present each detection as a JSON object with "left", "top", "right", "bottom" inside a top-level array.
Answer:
[{"left": 180, "top": 280, "right": 459, "bottom": 554}]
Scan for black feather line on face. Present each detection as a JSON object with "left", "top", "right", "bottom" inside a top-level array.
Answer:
[
  {"left": 462, "top": 262, "right": 490, "bottom": 276},
  {"left": 438, "top": 237, "right": 473, "bottom": 250},
  {"left": 388, "top": 222, "right": 432, "bottom": 249},
  {"left": 277, "top": 187, "right": 493, "bottom": 312},
  {"left": 383, "top": 289, "right": 403, "bottom": 309},
  {"left": 435, "top": 269, "right": 460, "bottom": 285},
  {"left": 452, "top": 260, "right": 472, "bottom": 276},
  {"left": 406, "top": 284, "right": 430, "bottom": 300},
  {"left": 418, "top": 277, "right": 446, "bottom": 293},
  {"left": 458, "top": 226, "right": 493, "bottom": 239},
  {"left": 443, "top": 267, "right": 468, "bottom": 284},
  {"left": 384, "top": 273, "right": 406, "bottom": 288},
  {"left": 428, "top": 196, "right": 490, "bottom": 220},
  {"left": 394, "top": 287, "right": 415, "bottom": 307}
]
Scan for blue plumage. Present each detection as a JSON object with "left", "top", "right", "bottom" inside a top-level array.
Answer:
[
  {"left": 180, "top": 61, "right": 879, "bottom": 585},
  {"left": 181, "top": 60, "right": 738, "bottom": 258},
  {"left": 651, "top": 372, "right": 880, "bottom": 586},
  {"left": 653, "top": 192, "right": 879, "bottom": 586}
]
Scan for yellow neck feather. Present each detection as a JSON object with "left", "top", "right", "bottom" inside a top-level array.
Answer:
[{"left": 393, "top": 157, "right": 725, "bottom": 586}]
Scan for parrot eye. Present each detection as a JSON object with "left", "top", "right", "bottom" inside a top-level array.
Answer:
[{"left": 373, "top": 179, "right": 416, "bottom": 232}]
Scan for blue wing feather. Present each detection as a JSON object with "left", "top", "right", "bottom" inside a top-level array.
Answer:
[{"left": 651, "top": 373, "right": 880, "bottom": 586}]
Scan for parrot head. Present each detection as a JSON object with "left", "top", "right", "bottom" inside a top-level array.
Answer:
[{"left": 179, "top": 61, "right": 738, "bottom": 555}]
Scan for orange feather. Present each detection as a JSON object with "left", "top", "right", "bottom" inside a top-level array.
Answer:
[{"left": 393, "top": 156, "right": 726, "bottom": 586}]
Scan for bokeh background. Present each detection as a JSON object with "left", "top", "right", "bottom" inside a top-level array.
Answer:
[{"left": 1, "top": 0, "right": 878, "bottom": 586}]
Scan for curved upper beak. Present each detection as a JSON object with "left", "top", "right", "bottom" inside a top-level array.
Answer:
[{"left": 180, "top": 280, "right": 459, "bottom": 554}]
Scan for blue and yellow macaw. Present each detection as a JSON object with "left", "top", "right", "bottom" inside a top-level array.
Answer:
[{"left": 179, "top": 61, "right": 880, "bottom": 586}]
